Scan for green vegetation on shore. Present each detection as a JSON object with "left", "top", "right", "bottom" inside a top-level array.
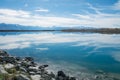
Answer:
[
  {"left": 0, "top": 28, "right": 120, "bottom": 34},
  {"left": 61, "top": 28, "right": 120, "bottom": 34}
]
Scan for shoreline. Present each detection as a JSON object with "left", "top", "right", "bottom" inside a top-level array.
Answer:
[
  {"left": 0, "top": 28, "right": 120, "bottom": 34},
  {"left": 0, "top": 50, "right": 120, "bottom": 80},
  {"left": 0, "top": 50, "right": 76, "bottom": 80}
]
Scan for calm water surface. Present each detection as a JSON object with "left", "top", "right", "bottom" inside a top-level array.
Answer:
[{"left": 0, "top": 32, "right": 120, "bottom": 76}]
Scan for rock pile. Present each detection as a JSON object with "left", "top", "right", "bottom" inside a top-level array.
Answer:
[{"left": 0, "top": 50, "right": 76, "bottom": 80}]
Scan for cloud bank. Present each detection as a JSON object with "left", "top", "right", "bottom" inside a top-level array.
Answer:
[{"left": 0, "top": 7, "right": 120, "bottom": 28}]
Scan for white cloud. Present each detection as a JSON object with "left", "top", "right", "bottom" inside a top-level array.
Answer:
[
  {"left": 87, "top": 3, "right": 102, "bottom": 14},
  {"left": 0, "top": 9, "right": 82, "bottom": 27},
  {"left": 72, "top": 3, "right": 120, "bottom": 28},
  {"left": 0, "top": 8, "right": 120, "bottom": 28},
  {"left": 113, "top": 0, "right": 120, "bottom": 10},
  {"left": 35, "top": 8, "right": 49, "bottom": 12},
  {"left": 72, "top": 13, "right": 120, "bottom": 27},
  {"left": 72, "top": 14, "right": 91, "bottom": 20},
  {"left": 0, "top": 9, "right": 30, "bottom": 17}
]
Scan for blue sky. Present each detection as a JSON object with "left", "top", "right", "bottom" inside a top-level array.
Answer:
[{"left": 0, "top": 0, "right": 120, "bottom": 28}]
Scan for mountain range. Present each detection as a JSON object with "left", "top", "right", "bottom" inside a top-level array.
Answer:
[
  {"left": 0, "top": 23, "right": 91, "bottom": 30},
  {"left": 0, "top": 23, "right": 46, "bottom": 30}
]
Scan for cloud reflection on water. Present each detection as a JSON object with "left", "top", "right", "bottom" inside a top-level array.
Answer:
[{"left": 0, "top": 32, "right": 120, "bottom": 62}]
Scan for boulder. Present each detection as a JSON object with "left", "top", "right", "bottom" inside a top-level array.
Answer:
[
  {"left": 15, "top": 65, "right": 20, "bottom": 71},
  {"left": 28, "top": 69, "right": 37, "bottom": 73},
  {"left": 0, "top": 50, "right": 9, "bottom": 57},
  {"left": 39, "top": 64, "right": 49, "bottom": 69},
  {"left": 41, "top": 74, "right": 53, "bottom": 80},
  {"left": 49, "top": 72, "right": 55, "bottom": 78},
  {"left": 15, "top": 57, "right": 21, "bottom": 61},
  {"left": 36, "top": 71, "right": 41, "bottom": 75},
  {"left": 20, "top": 62, "right": 30, "bottom": 68},
  {"left": 0, "top": 65, "right": 8, "bottom": 74},
  {"left": 56, "top": 76, "right": 64, "bottom": 80},
  {"left": 57, "top": 71, "right": 66, "bottom": 77},
  {"left": 29, "top": 71, "right": 36, "bottom": 75},
  {"left": 30, "top": 61, "right": 37, "bottom": 66},
  {"left": 1, "top": 57, "right": 16, "bottom": 64},
  {"left": 13, "top": 74, "right": 30, "bottom": 80},
  {"left": 31, "top": 75, "right": 41, "bottom": 80},
  {"left": 19, "top": 67, "right": 28, "bottom": 72},
  {"left": 4, "top": 63, "right": 15, "bottom": 69},
  {"left": 70, "top": 77, "right": 76, "bottom": 80},
  {"left": 56, "top": 71, "right": 67, "bottom": 80},
  {"left": 24, "top": 57, "right": 34, "bottom": 62},
  {"left": 29, "top": 66, "right": 39, "bottom": 70}
]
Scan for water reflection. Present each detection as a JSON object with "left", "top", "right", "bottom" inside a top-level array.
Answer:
[
  {"left": 0, "top": 32, "right": 120, "bottom": 75},
  {"left": 0, "top": 32, "right": 120, "bottom": 49}
]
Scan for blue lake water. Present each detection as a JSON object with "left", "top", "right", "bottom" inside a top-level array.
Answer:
[{"left": 0, "top": 32, "right": 120, "bottom": 77}]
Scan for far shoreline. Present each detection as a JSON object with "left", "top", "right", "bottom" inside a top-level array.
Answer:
[{"left": 0, "top": 28, "right": 120, "bottom": 34}]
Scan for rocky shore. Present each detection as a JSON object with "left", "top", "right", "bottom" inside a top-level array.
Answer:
[
  {"left": 0, "top": 50, "right": 76, "bottom": 80},
  {"left": 0, "top": 50, "right": 120, "bottom": 80}
]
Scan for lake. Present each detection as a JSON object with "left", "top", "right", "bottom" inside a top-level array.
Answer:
[{"left": 0, "top": 32, "right": 120, "bottom": 78}]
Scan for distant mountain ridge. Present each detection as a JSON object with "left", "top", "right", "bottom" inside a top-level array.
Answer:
[
  {"left": 0, "top": 23, "right": 43, "bottom": 30},
  {"left": 0, "top": 23, "right": 120, "bottom": 34},
  {"left": 0, "top": 23, "right": 92, "bottom": 30}
]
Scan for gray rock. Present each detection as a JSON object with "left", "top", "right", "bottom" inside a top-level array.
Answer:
[
  {"left": 4, "top": 63, "right": 15, "bottom": 69},
  {"left": 20, "top": 67, "right": 28, "bottom": 72},
  {"left": 13, "top": 74, "right": 30, "bottom": 80},
  {"left": 57, "top": 71, "right": 66, "bottom": 77},
  {"left": 39, "top": 65, "right": 49, "bottom": 69},
  {"left": 70, "top": 77, "right": 76, "bottom": 80},
  {"left": 0, "top": 50, "right": 9, "bottom": 57},
  {"left": 41, "top": 74, "right": 53, "bottom": 80},
  {"left": 28, "top": 68, "right": 38, "bottom": 73},
  {"left": 15, "top": 57, "right": 21, "bottom": 61},
  {"left": 49, "top": 72, "right": 55, "bottom": 78},
  {"left": 0, "top": 50, "right": 78, "bottom": 80},
  {"left": 0, "top": 65, "right": 8, "bottom": 74},
  {"left": 29, "top": 71, "right": 36, "bottom": 75},
  {"left": 20, "top": 62, "right": 30, "bottom": 68},
  {"left": 31, "top": 75, "right": 41, "bottom": 80},
  {"left": 1, "top": 56, "right": 16, "bottom": 64},
  {"left": 24, "top": 57, "right": 34, "bottom": 62}
]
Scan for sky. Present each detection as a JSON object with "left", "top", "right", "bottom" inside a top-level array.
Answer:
[{"left": 0, "top": 0, "right": 120, "bottom": 28}]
